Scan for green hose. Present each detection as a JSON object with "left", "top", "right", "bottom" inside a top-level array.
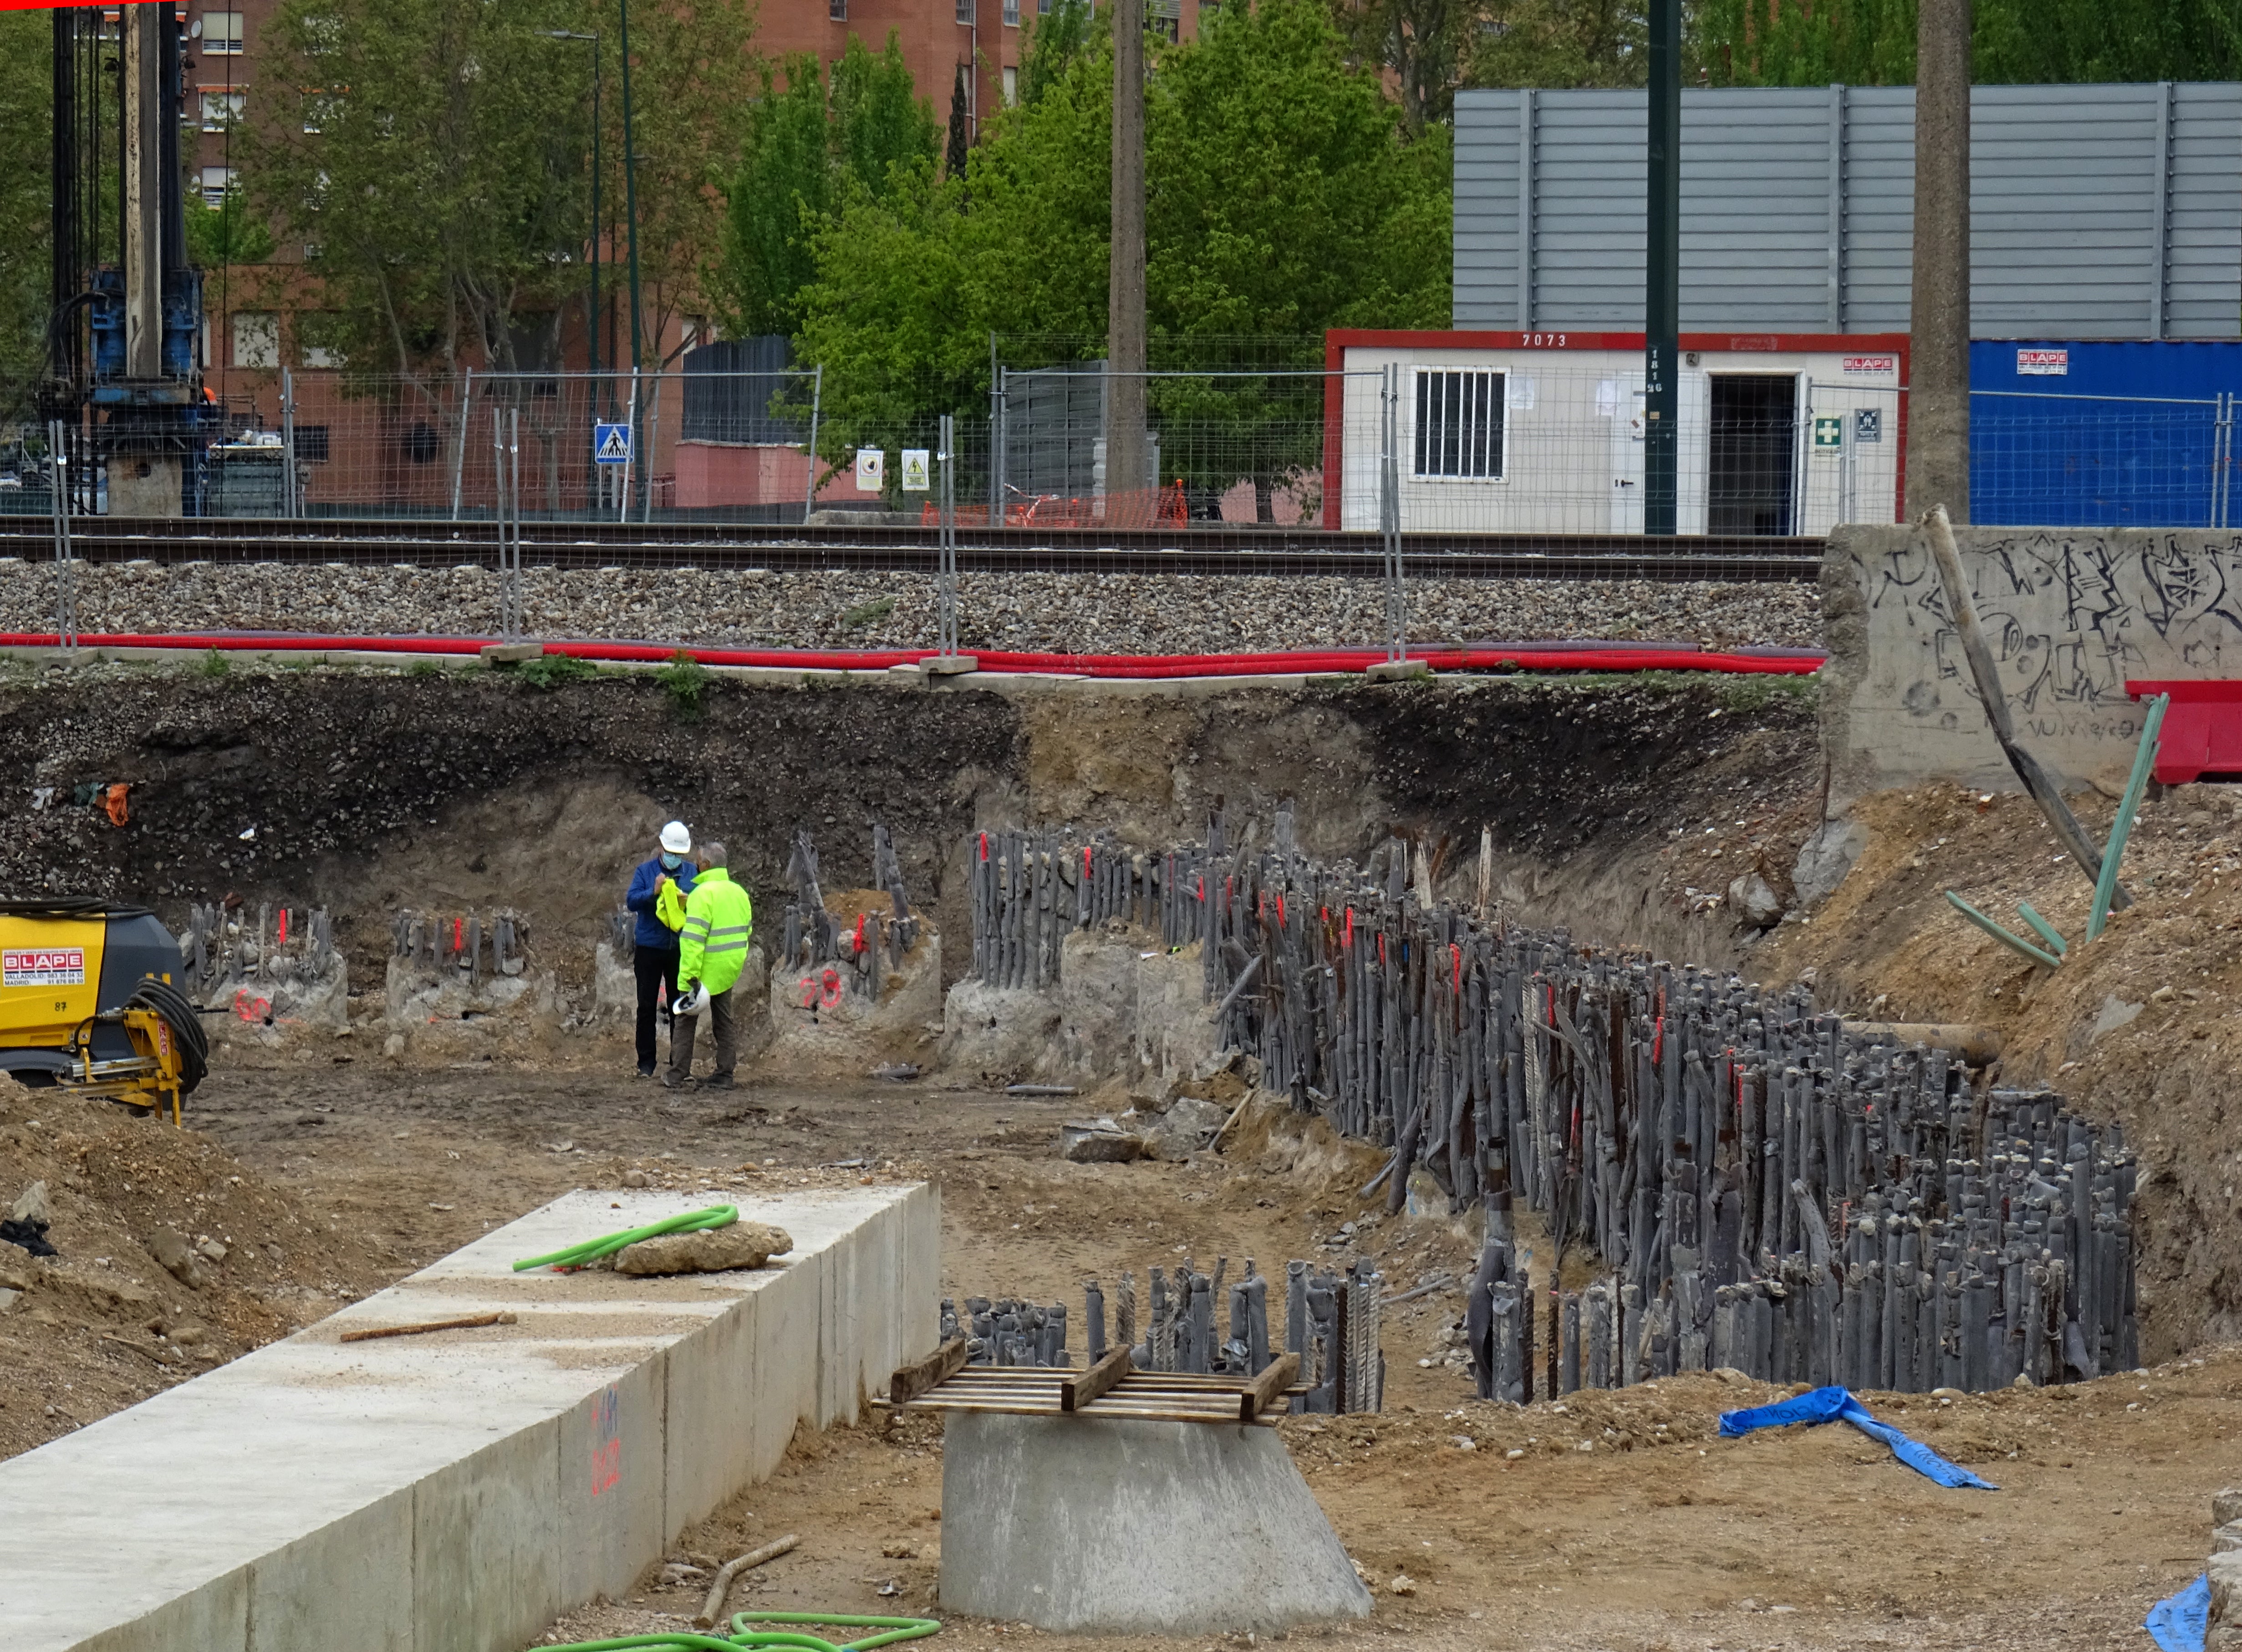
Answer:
[
  {"left": 511, "top": 1205, "right": 740, "bottom": 1272},
  {"left": 532, "top": 1610, "right": 941, "bottom": 1652}
]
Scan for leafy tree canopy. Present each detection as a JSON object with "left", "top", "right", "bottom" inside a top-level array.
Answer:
[
  {"left": 794, "top": 0, "right": 1449, "bottom": 472},
  {"left": 714, "top": 34, "right": 939, "bottom": 340},
  {"left": 238, "top": 0, "right": 757, "bottom": 397},
  {"left": 0, "top": 10, "right": 51, "bottom": 402}
]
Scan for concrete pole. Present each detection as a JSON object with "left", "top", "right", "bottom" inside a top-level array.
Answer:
[
  {"left": 1906, "top": 0, "right": 1972, "bottom": 519},
  {"left": 1106, "top": 0, "right": 1149, "bottom": 527}
]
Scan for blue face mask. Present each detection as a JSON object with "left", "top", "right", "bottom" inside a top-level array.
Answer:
[{"left": 660, "top": 852, "right": 683, "bottom": 872}]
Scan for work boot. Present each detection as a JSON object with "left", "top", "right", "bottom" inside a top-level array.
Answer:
[
  {"left": 662, "top": 1072, "right": 695, "bottom": 1092},
  {"left": 636, "top": 1065, "right": 656, "bottom": 1080},
  {"left": 703, "top": 1073, "right": 735, "bottom": 1091}
]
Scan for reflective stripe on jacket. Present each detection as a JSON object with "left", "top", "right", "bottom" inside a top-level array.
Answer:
[{"left": 677, "top": 867, "right": 755, "bottom": 995}]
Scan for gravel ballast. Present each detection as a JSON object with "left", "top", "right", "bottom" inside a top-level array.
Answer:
[{"left": 0, "top": 559, "right": 1822, "bottom": 653}]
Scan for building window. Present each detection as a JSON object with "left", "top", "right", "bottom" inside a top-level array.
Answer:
[
  {"left": 1004, "top": 0, "right": 1019, "bottom": 22},
  {"left": 829, "top": 0, "right": 846, "bottom": 17},
  {"left": 199, "top": 88, "right": 245, "bottom": 132},
  {"left": 199, "top": 10, "right": 243, "bottom": 52},
  {"left": 302, "top": 90, "right": 336, "bottom": 134},
  {"left": 1414, "top": 369, "right": 1504, "bottom": 479},
  {"left": 956, "top": 0, "right": 974, "bottom": 23},
  {"left": 1003, "top": 65, "right": 1018, "bottom": 103},
  {"left": 198, "top": 165, "right": 234, "bottom": 206},
  {"left": 1148, "top": 0, "right": 1180, "bottom": 38},
  {"left": 299, "top": 314, "right": 343, "bottom": 368},
  {"left": 232, "top": 312, "right": 279, "bottom": 370}
]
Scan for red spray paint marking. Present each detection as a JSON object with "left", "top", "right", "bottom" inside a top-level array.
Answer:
[
  {"left": 453, "top": 917, "right": 464, "bottom": 955},
  {"left": 978, "top": 832, "right": 989, "bottom": 862},
  {"left": 1277, "top": 893, "right": 1287, "bottom": 927},
  {"left": 1451, "top": 943, "right": 1462, "bottom": 991},
  {"left": 1083, "top": 844, "right": 1093, "bottom": 874},
  {"left": 852, "top": 913, "right": 867, "bottom": 954},
  {"left": 1344, "top": 907, "right": 1354, "bottom": 948},
  {"left": 1377, "top": 933, "right": 1386, "bottom": 967},
  {"left": 277, "top": 909, "right": 289, "bottom": 946},
  {"left": 1652, "top": 1017, "right": 1664, "bottom": 1064}
]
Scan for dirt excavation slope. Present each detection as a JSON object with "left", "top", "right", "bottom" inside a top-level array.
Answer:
[
  {"left": 1762, "top": 780, "right": 2242, "bottom": 1363},
  {"left": 0, "top": 661, "right": 1821, "bottom": 987}
]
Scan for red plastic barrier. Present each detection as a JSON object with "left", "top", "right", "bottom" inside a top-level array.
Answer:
[
  {"left": 2127, "top": 679, "right": 2242, "bottom": 783},
  {"left": 0, "top": 632, "right": 1825, "bottom": 680}
]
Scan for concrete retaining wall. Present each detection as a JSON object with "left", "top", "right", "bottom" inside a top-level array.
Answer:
[
  {"left": 2, "top": 1184, "right": 937, "bottom": 1652},
  {"left": 1823, "top": 523, "right": 2239, "bottom": 803}
]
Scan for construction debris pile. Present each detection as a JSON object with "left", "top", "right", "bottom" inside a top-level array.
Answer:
[
  {"left": 965, "top": 811, "right": 2137, "bottom": 1397},
  {"left": 942, "top": 1256, "right": 1384, "bottom": 1414},
  {"left": 775, "top": 825, "right": 920, "bottom": 993}
]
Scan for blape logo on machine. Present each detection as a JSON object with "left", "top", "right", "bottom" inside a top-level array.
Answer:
[{"left": 3, "top": 948, "right": 85, "bottom": 986}]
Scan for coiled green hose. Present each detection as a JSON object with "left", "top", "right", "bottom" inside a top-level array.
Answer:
[
  {"left": 511, "top": 1205, "right": 740, "bottom": 1272},
  {"left": 535, "top": 1610, "right": 941, "bottom": 1652}
]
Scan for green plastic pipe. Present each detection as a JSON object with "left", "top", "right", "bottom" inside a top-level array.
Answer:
[
  {"left": 511, "top": 1205, "right": 739, "bottom": 1272},
  {"left": 2087, "top": 693, "right": 2169, "bottom": 943},
  {"left": 533, "top": 1611, "right": 942, "bottom": 1652},
  {"left": 1945, "top": 891, "right": 2063, "bottom": 970},
  {"left": 2015, "top": 901, "right": 2068, "bottom": 957}
]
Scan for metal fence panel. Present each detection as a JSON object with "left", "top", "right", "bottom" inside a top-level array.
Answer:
[{"left": 1453, "top": 81, "right": 2242, "bottom": 339}]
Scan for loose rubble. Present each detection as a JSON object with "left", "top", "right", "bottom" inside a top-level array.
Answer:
[{"left": 0, "top": 559, "right": 1821, "bottom": 652}]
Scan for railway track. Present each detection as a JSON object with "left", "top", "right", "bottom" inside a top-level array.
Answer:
[{"left": 0, "top": 518, "right": 1823, "bottom": 582}]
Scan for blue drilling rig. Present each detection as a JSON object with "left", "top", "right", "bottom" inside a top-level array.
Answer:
[{"left": 43, "top": 3, "right": 211, "bottom": 517}]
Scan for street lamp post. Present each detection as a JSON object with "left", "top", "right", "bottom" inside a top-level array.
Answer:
[{"left": 618, "top": 0, "right": 645, "bottom": 514}]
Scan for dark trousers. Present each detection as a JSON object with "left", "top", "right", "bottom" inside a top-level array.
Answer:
[
  {"left": 633, "top": 945, "right": 681, "bottom": 1073},
  {"left": 669, "top": 986, "right": 738, "bottom": 1082}
]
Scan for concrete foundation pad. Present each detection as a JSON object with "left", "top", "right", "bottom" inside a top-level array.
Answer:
[
  {"left": 938, "top": 1413, "right": 1373, "bottom": 1634},
  {"left": 1, "top": 1184, "right": 936, "bottom": 1652}
]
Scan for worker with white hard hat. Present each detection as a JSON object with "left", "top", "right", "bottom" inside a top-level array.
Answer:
[{"left": 622, "top": 820, "right": 697, "bottom": 1078}]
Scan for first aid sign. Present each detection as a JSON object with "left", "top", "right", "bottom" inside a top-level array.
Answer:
[{"left": 4, "top": 948, "right": 84, "bottom": 986}]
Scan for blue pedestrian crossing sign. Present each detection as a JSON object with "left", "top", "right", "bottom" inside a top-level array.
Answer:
[{"left": 592, "top": 422, "right": 632, "bottom": 465}]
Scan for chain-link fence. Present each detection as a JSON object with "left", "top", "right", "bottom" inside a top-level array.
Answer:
[{"left": 5, "top": 345, "right": 2234, "bottom": 656}]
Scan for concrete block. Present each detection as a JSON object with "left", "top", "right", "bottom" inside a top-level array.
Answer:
[
  {"left": 479, "top": 641, "right": 544, "bottom": 664},
  {"left": 939, "top": 1413, "right": 1373, "bottom": 1635},
  {"left": 1365, "top": 659, "right": 1432, "bottom": 683},
  {"left": 412, "top": 1423, "right": 568, "bottom": 1652},
  {"left": 4, "top": 1184, "right": 937, "bottom": 1652},
  {"left": 246, "top": 1489, "right": 414, "bottom": 1652}
]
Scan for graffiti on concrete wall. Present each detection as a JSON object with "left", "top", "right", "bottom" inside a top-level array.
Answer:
[{"left": 1852, "top": 530, "right": 2242, "bottom": 744}]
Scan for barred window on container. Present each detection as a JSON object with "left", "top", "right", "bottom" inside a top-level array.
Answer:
[{"left": 1414, "top": 369, "right": 1504, "bottom": 479}]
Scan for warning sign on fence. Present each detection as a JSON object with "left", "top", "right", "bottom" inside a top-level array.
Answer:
[
  {"left": 855, "top": 448, "right": 885, "bottom": 490},
  {"left": 901, "top": 449, "right": 931, "bottom": 492},
  {"left": 592, "top": 423, "right": 632, "bottom": 464}
]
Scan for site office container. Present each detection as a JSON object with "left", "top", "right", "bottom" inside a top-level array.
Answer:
[{"left": 1325, "top": 329, "right": 1910, "bottom": 535}]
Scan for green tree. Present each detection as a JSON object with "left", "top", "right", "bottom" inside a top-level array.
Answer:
[
  {"left": 1020, "top": 0, "right": 1095, "bottom": 106},
  {"left": 714, "top": 35, "right": 939, "bottom": 340},
  {"left": 1330, "top": 0, "right": 1472, "bottom": 134},
  {"left": 185, "top": 189, "right": 277, "bottom": 271},
  {"left": 1696, "top": 0, "right": 2242, "bottom": 85},
  {"left": 1464, "top": 0, "right": 1649, "bottom": 88},
  {"left": 0, "top": 10, "right": 51, "bottom": 404},
  {"left": 795, "top": 0, "right": 1449, "bottom": 506}
]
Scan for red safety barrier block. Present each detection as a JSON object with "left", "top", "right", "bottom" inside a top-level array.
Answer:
[{"left": 2127, "top": 679, "right": 2242, "bottom": 784}]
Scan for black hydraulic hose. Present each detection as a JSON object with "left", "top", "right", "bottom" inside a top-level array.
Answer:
[{"left": 130, "top": 976, "right": 209, "bottom": 1094}]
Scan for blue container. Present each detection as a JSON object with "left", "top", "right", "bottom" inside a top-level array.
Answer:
[{"left": 1969, "top": 339, "right": 2242, "bottom": 528}]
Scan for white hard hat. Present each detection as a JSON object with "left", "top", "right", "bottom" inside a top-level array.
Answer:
[{"left": 659, "top": 821, "right": 692, "bottom": 855}]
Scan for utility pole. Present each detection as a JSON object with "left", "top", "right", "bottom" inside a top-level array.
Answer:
[
  {"left": 1908, "top": 0, "right": 1972, "bottom": 520},
  {"left": 1643, "top": 0, "right": 1680, "bottom": 536},
  {"left": 1106, "top": 0, "right": 1148, "bottom": 527},
  {"left": 620, "top": 0, "right": 646, "bottom": 507}
]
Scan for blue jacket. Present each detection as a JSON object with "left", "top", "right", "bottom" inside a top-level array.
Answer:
[{"left": 625, "top": 857, "right": 697, "bottom": 951}]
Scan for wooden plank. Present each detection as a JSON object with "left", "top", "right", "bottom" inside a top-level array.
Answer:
[
  {"left": 1238, "top": 1351, "right": 1303, "bottom": 1421},
  {"left": 339, "top": 1311, "right": 515, "bottom": 1344},
  {"left": 1061, "top": 1347, "right": 1133, "bottom": 1412},
  {"left": 888, "top": 1336, "right": 970, "bottom": 1406}
]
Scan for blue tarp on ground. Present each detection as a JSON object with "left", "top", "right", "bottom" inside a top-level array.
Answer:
[
  {"left": 2146, "top": 1573, "right": 2211, "bottom": 1652},
  {"left": 1717, "top": 1385, "right": 2001, "bottom": 1490}
]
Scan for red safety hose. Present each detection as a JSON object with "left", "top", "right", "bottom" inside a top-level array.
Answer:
[{"left": 0, "top": 632, "right": 1824, "bottom": 679}]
